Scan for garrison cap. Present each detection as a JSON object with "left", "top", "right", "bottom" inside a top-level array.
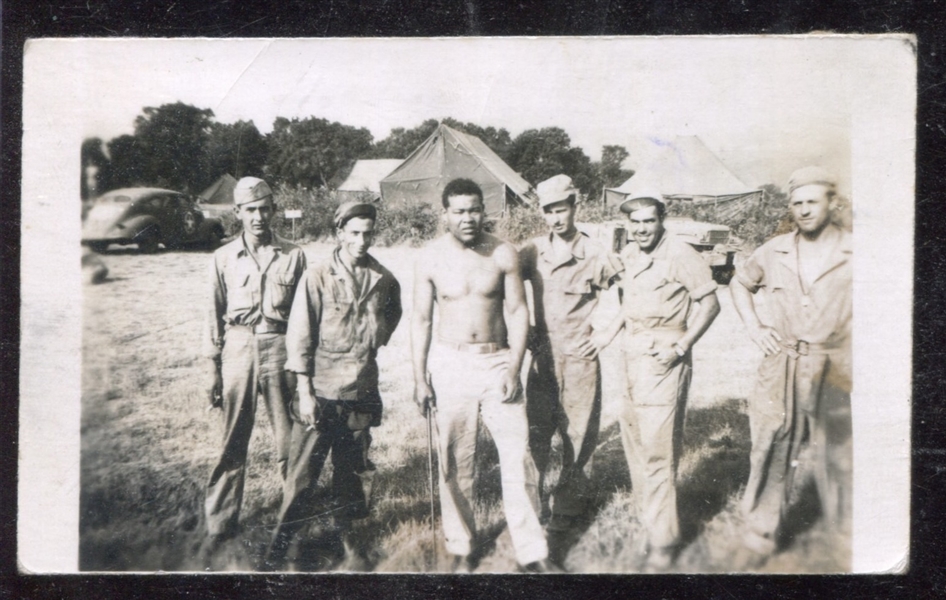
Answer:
[
  {"left": 536, "top": 174, "right": 579, "bottom": 209},
  {"left": 619, "top": 188, "right": 666, "bottom": 215},
  {"left": 787, "top": 166, "right": 837, "bottom": 194},
  {"left": 233, "top": 177, "right": 274, "bottom": 206},
  {"left": 334, "top": 201, "right": 377, "bottom": 229}
]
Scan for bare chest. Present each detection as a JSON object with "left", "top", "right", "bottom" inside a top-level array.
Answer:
[{"left": 434, "top": 253, "right": 504, "bottom": 301}]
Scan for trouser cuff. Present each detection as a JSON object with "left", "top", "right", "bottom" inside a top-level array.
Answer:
[{"left": 515, "top": 540, "right": 549, "bottom": 566}]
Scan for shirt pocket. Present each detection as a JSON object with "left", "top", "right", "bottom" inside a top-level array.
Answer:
[
  {"left": 227, "top": 273, "right": 254, "bottom": 312},
  {"left": 320, "top": 288, "right": 355, "bottom": 353},
  {"left": 630, "top": 275, "right": 682, "bottom": 320},
  {"left": 267, "top": 273, "right": 297, "bottom": 316}
]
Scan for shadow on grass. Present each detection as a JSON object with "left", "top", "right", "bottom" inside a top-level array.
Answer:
[
  {"left": 676, "top": 399, "right": 752, "bottom": 546},
  {"left": 79, "top": 462, "right": 207, "bottom": 571}
]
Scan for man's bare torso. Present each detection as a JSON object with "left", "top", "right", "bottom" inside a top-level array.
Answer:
[{"left": 424, "top": 233, "right": 511, "bottom": 345}]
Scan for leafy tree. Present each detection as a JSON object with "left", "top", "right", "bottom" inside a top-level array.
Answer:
[
  {"left": 81, "top": 137, "right": 109, "bottom": 199},
  {"left": 205, "top": 120, "right": 269, "bottom": 181},
  {"left": 100, "top": 134, "right": 148, "bottom": 191},
  {"left": 266, "top": 117, "right": 373, "bottom": 189},
  {"left": 371, "top": 118, "right": 440, "bottom": 159},
  {"left": 505, "top": 127, "right": 595, "bottom": 194},
  {"left": 130, "top": 102, "right": 216, "bottom": 192},
  {"left": 590, "top": 144, "right": 634, "bottom": 201}
]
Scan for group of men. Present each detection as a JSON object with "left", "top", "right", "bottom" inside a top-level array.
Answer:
[{"left": 197, "top": 164, "right": 852, "bottom": 573}]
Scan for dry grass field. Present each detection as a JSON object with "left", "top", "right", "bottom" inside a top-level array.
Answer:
[{"left": 80, "top": 240, "right": 848, "bottom": 573}]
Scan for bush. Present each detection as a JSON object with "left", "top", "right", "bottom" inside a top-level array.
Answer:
[
  {"left": 576, "top": 198, "right": 618, "bottom": 224},
  {"left": 374, "top": 198, "right": 440, "bottom": 247},
  {"left": 664, "top": 184, "right": 794, "bottom": 251},
  {"left": 273, "top": 184, "right": 338, "bottom": 242},
  {"left": 489, "top": 203, "right": 546, "bottom": 244}
]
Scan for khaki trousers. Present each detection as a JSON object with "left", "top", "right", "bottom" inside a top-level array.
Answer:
[
  {"left": 205, "top": 328, "right": 294, "bottom": 536},
  {"left": 741, "top": 349, "right": 852, "bottom": 550},
  {"left": 428, "top": 344, "right": 548, "bottom": 565},
  {"left": 526, "top": 342, "right": 602, "bottom": 519},
  {"left": 266, "top": 397, "right": 377, "bottom": 564},
  {"left": 619, "top": 328, "right": 691, "bottom": 551}
]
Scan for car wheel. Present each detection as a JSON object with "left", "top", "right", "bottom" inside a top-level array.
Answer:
[
  {"left": 88, "top": 242, "right": 109, "bottom": 254},
  {"left": 137, "top": 228, "right": 161, "bottom": 253}
]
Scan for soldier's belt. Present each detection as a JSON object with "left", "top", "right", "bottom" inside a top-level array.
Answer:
[
  {"left": 230, "top": 321, "right": 287, "bottom": 335},
  {"left": 780, "top": 339, "right": 840, "bottom": 358},
  {"left": 435, "top": 339, "right": 508, "bottom": 354}
]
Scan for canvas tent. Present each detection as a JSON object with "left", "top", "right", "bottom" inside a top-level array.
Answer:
[
  {"left": 379, "top": 123, "right": 535, "bottom": 216},
  {"left": 337, "top": 159, "right": 403, "bottom": 203},
  {"left": 604, "top": 136, "right": 761, "bottom": 222},
  {"left": 199, "top": 174, "right": 238, "bottom": 205}
]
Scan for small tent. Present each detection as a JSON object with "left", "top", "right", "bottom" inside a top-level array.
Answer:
[
  {"left": 199, "top": 174, "right": 238, "bottom": 205},
  {"left": 380, "top": 123, "right": 535, "bottom": 216},
  {"left": 337, "top": 159, "right": 403, "bottom": 203},
  {"left": 604, "top": 136, "right": 761, "bottom": 222}
]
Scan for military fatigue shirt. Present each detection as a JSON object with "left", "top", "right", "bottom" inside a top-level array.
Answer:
[
  {"left": 206, "top": 233, "right": 307, "bottom": 359},
  {"left": 619, "top": 232, "right": 717, "bottom": 332},
  {"left": 520, "top": 231, "right": 622, "bottom": 356},
  {"left": 285, "top": 247, "right": 402, "bottom": 401},
  {"left": 736, "top": 225, "right": 852, "bottom": 355}
]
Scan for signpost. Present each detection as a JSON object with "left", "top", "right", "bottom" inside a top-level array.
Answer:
[{"left": 285, "top": 209, "right": 302, "bottom": 240}]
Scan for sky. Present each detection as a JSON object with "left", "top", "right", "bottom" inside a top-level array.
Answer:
[{"left": 30, "top": 36, "right": 877, "bottom": 192}]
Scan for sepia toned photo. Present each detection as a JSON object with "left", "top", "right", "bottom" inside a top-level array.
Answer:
[{"left": 19, "top": 36, "right": 914, "bottom": 574}]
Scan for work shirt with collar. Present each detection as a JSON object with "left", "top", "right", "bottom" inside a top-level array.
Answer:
[
  {"left": 736, "top": 225, "right": 852, "bottom": 350},
  {"left": 619, "top": 232, "right": 717, "bottom": 332},
  {"left": 284, "top": 247, "right": 402, "bottom": 401},
  {"left": 520, "top": 230, "right": 622, "bottom": 356},
  {"left": 206, "top": 233, "right": 307, "bottom": 360}
]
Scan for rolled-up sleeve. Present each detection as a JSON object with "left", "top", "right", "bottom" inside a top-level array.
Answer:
[
  {"left": 735, "top": 247, "right": 766, "bottom": 293},
  {"left": 285, "top": 268, "right": 321, "bottom": 375},
  {"left": 674, "top": 245, "right": 718, "bottom": 301},
  {"left": 594, "top": 250, "right": 624, "bottom": 290},
  {"left": 204, "top": 253, "right": 227, "bottom": 360}
]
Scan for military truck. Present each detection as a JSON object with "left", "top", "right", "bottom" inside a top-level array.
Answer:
[{"left": 599, "top": 216, "right": 737, "bottom": 285}]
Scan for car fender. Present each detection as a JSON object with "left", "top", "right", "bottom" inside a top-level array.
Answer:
[{"left": 121, "top": 215, "right": 162, "bottom": 240}]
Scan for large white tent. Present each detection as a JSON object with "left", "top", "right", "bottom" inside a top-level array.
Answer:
[{"left": 604, "top": 135, "right": 761, "bottom": 222}]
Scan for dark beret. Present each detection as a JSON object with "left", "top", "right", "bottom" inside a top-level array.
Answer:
[{"left": 334, "top": 201, "right": 377, "bottom": 229}]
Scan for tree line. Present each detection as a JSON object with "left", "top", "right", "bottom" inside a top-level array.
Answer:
[{"left": 81, "top": 102, "right": 633, "bottom": 201}]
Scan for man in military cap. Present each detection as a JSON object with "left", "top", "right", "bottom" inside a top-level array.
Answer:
[
  {"left": 265, "top": 200, "right": 402, "bottom": 570},
  {"left": 733, "top": 166, "right": 852, "bottom": 566},
  {"left": 594, "top": 189, "right": 720, "bottom": 570},
  {"left": 201, "top": 176, "right": 307, "bottom": 565},
  {"left": 519, "top": 174, "right": 622, "bottom": 545}
]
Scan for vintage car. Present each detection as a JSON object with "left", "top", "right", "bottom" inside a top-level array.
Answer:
[
  {"left": 600, "top": 216, "right": 738, "bottom": 284},
  {"left": 82, "top": 188, "right": 226, "bottom": 253}
]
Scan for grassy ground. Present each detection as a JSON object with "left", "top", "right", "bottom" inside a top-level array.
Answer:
[{"left": 80, "top": 240, "right": 848, "bottom": 573}]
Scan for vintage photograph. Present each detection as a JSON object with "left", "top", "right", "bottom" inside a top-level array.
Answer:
[{"left": 19, "top": 36, "right": 914, "bottom": 573}]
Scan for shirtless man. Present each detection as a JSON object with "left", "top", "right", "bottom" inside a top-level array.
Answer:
[{"left": 412, "top": 178, "right": 556, "bottom": 573}]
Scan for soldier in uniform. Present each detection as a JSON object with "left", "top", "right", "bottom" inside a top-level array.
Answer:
[
  {"left": 732, "top": 166, "right": 852, "bottom": 565},
  {"left": 412, "top": 178, "right": 557, "bottom": 573},
  {"left": 519, "top": 174, "right": 622, "bottom": 542},
  {"left": 201, "top": 177, "right": 307, "bottom": 565},
  {"left": 594, "top": 190, "right": 720, "bottom": 570},
  {"left": 266, "top": 201, "right": 402, "bottom": 570}
]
